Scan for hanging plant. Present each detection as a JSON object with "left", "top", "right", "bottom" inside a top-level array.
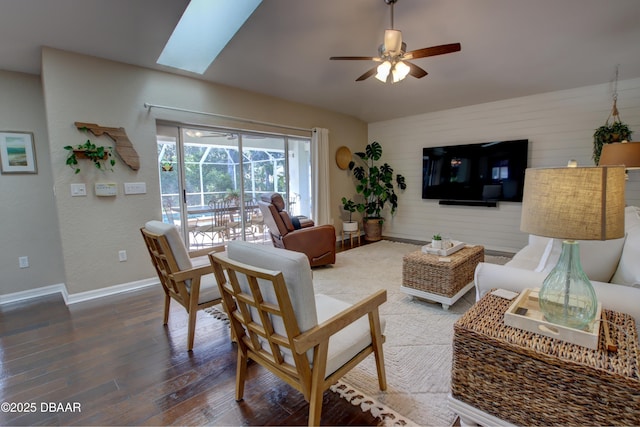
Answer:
[
  {"left": 593, "top": 67, "right": 633, "bottom": 164},
  {"left": 593, "top": 104, "right": 632, "bottom": 165}
]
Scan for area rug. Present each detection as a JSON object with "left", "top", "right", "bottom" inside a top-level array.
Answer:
[
  {"left": 206, "top": 241, "right": 510, "bottom": 426},
  {"left": 311, "top": 241, "right": 509, "bottom": 426}
]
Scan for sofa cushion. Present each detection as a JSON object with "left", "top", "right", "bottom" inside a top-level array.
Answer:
[
  {"left": 611, "top": 206, "right": 640, "bottom": 286},
  {"left": 315, "top": 294, "right": 385, "bottom": 377}
]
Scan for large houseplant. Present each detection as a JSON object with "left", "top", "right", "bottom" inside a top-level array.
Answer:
[{"left": 344, "top": 141, "right": 406, "bottom": 241}]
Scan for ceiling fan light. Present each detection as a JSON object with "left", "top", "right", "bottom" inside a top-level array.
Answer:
[
  {"left": 384, "top": 29, "right": 403, "bottom": 54},
  {"left": 392, "top": 61, "right": 411, "bottom": 82},
  {"left": 375, "top": 61, "right": 392, "bottom": 82}
]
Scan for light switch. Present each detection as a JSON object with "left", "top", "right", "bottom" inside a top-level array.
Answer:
[
  {"left": 124, "top": 182, "right": 146, "bottom": 195},
  {"left": 70, "top": 183, "right": 87, "bottom": 197}
]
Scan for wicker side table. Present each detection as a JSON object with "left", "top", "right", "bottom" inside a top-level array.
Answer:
[
  {"left": 401, "top": 245, "right": 484, "bottom": 310},
  {"left": 450, "top": 292, "right": 640, "bottom": 426}
]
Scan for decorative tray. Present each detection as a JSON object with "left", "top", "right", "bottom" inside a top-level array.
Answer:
[
  {"left": 504, "top": 288, "right": 601, "bottom": 349},
  {"left": 421, "top": 240, "right": 465, "bottom": 256}
]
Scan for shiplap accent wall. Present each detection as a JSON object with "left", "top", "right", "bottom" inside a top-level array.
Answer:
[{"left": 369, "top": 78, "right": 640, "bottom": 253}]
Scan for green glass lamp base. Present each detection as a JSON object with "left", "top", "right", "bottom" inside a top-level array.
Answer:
[{"left": 538, "top": 240, "right": 598, "bottom": 330}]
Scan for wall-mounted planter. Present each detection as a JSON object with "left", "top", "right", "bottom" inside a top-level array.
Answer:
[
  {"left": 64, "top": 140, "right": 115, "bottom": 174},
  {"left": 72, "top": 149, "right": 108, "bottom": 160}
]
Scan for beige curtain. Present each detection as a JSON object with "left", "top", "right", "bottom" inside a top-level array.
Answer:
[{"left": 311, "top": 128, "right": 331, "bottom": 225}]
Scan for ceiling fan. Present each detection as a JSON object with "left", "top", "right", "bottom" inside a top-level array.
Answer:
[{"left": 330, "top": 0, "right": 461, "bottom": 83}]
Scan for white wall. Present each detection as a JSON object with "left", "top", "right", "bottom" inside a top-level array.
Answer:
[
  {"left": 36, "top": 48, "right": 366, "bottom": 297},
  {"left": 368, "top": 78, "right": 640, "bottom": 253},
  {"left": 0, "top": 71, "right": 65, "bottom": 297}
]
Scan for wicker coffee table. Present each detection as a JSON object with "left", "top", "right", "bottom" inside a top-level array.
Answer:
[
  {"left": 449, "top": 292, "right": 640, "bottom": 426},
  {"left": 401, "top": 245, "right": 484, "bottom": 310}
]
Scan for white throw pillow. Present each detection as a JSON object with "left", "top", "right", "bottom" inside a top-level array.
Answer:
[
  {"left": 611, "top": 207, "right": 640, "bottom": 286},
  {"left": 575, "top": 237, "right": 625, "bottom": 282}
]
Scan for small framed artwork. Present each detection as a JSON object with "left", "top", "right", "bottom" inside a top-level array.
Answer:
[{"left": 0, "top": 131, "right": 37, "bottom": 174}]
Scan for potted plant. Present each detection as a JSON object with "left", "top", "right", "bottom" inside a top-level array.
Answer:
[
  {"left": 341, "top": 197, "right": 359, "bottom": 232},
  {"left": 593, "top": 121, "right": 633, "bottom": 165},
  {"left": 64, "top": 139, "right": 116, "bottom": 174},
  {"left": 431, "top": 234, "right": 442, "bottom": 249},
  {"left": 592, "top": 95, "right": 633, "bottom": 165},
  {"left": 224, "top": 189, "right": 241, "bottom": 205},
  {"left": 345, "top": 141, "right": 406, "bottom": 241}
]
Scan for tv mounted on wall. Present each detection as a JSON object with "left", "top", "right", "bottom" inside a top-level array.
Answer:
[{"left": 422, "top": 139, "right": 528, "bottom": 206}]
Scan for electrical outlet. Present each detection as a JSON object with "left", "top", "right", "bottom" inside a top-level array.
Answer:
[
  {"left": 19, "top": 256, "right": 29, "bottom": 268},
  {"left": 118, "top": 250, "right": 127, "bottom": 262}
]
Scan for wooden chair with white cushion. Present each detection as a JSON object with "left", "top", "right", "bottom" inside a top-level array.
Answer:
[
  {"left": 141, "top": 220, "right": 224, "bottom": 351},
  {"left": 208, "top": 240, "right": 387, "bottom": 426}
]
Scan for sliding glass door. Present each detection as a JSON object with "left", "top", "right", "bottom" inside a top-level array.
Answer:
[{"left": 157, "top": 124, "right": 311, "bottom": 248}]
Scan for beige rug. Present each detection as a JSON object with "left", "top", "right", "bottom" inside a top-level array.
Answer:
[
  {"left": 206, "top": 241, "right": 510, "bottom": 426},
  {"left": 312, "top": 240, "right": 509, "bottom": 426}
]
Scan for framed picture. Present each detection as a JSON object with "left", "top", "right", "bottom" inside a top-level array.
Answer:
[{"left": 0, "top": 131, "right": 37, "bottom": 174}]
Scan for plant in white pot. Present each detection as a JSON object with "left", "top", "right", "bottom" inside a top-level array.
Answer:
[
  {"left": 346, "top": 141, "right": 406, "bottom": 241},
  {"left": 431, "top": 234, "right": 442, "bottom": 249},
  {"left": 341, "top": 197, "right": 359, "bottom": 232}
]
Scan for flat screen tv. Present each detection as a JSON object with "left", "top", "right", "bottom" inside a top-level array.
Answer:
[{"left": 422, "top": 139, "right": 528, "bottom": 203}]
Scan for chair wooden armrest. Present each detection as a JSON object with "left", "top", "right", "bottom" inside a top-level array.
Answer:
[
  {"left": 293, "top": 289, "right": 387, "bottom": 354},
  {"left": 171, "top": 263, "right": 214, "bottom": 282},
  {"left": 188, "top": 244, "right": 224, "bottom": 258}
]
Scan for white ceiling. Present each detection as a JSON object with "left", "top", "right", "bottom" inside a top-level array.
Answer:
[{"left": 1, "top": 0, "right": 640, "bottom": 123}]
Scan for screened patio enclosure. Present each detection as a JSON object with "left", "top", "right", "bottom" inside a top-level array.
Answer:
[{"left": 157, "top": 125, "right": 311, "bottom": 249}]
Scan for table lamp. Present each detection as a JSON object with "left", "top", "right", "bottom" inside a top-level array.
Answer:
[{"left": 520, "top": 166, "right": 625, "bottom": 329}]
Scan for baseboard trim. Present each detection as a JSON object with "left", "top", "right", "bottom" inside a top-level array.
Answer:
[
  {"left": 65, "top": 278, "right": 159, "bottom": 305},
  {"left": 0, "top": 278, "right": 159, "bottom": 306},
  {"left": 0, "top": 283, "right": 67, "bottom": 305}
]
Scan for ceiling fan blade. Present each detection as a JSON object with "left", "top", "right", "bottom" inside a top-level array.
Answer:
[
  {"left": 356, "top": 67, "right": 378, "bottom": 81},
  {"left": 330, "top": 56, "right": 379, "bottom": 61},
  {"left": 404, "top": 43, "right": 461, "bottom": 60},
  {"left": 406, "top": 61, "right": 428, "bottom": 79}
]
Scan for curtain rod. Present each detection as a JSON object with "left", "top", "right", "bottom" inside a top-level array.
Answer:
[{"left": 143, "top": 102, "right": 313, "bottom": 133}]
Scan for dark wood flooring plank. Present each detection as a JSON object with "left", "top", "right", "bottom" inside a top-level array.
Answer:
[{"left": 0, "top": 240, "right": 384, "bottom": 426}]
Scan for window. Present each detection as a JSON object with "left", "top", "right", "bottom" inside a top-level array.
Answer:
[{"left": 157, "top": 124, "right": 311, "bottom": 248}]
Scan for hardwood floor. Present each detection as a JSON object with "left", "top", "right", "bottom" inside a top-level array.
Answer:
[{"left": 0, "top": 239, "right": 382, "bottom": 426}]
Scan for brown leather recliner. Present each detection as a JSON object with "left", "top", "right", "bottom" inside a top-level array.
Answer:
[{"left": 258, "top": 193, "right": 336, "bottom": 267}]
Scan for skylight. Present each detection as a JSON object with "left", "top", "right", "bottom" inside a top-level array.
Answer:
[{"left": 157, "top": 0, "right": 262, "bottom": 74}]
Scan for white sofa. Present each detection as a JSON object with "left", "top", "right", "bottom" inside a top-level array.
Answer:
[{"left": 475, "top": 206, "right": 640, "bottom": 323}]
